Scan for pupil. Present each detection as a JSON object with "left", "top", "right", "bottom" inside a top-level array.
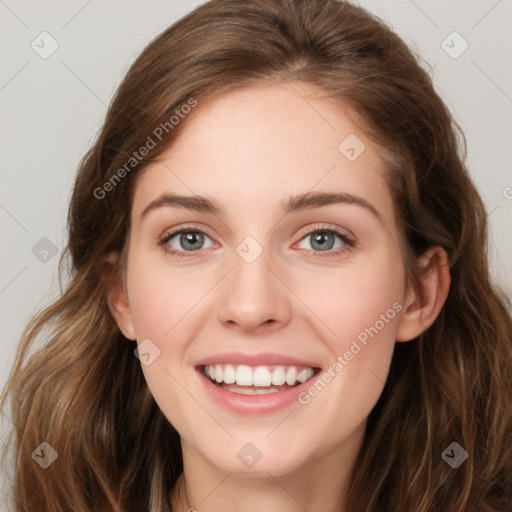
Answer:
[
  {"left": 182, "top": 232, "right": 203, "bottom": 250},
  {"left": 312, "top": 232, "right": 333, "bottom": 250}
]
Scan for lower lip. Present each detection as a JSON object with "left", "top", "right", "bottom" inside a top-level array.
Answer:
[{"left": 196, "top": 367, "right": 319, "bottom": 415}]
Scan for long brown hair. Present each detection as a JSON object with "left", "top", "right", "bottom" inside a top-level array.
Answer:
[{"left": 2, "top": 0, "right": 511, "bottom": 510}]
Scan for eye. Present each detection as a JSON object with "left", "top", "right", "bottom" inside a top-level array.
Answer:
[
  {"left": 159, "top": 228, "right": 215, "bottom": 257},
  {"left": 295, "top": 225, "right": 355, "bottom": 258},
  {"left": 159, "top": 224, "right": 355, "bottom": 258}
]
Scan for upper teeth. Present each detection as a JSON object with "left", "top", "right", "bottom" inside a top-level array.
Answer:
[{"left": 204, "top": 364, "right": 315, "bottom": 387}]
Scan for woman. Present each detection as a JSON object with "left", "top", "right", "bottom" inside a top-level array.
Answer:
[{"left": 2, "top": 0, "right": 511, "bottom": 510}]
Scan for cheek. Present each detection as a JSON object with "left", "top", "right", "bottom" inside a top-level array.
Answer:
[
  {"left": 125, "top": 254, "right": 203, "bottom": 431},
  {"left": 298, "top": 249, "right": 404, "bottom": 348},
  {"left": 294, "top": 249, "right": 404, "bottom": 412},
  {"left": 126, "top": 255, "right": 204, "bottom": 342}
]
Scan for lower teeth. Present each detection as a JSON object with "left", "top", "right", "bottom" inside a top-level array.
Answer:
[
  {"left": 221, "top": 386, "right": 282, "bottom": 395},
  {"left": 212, "top": 380, "right": 297, "bottom": 395}
]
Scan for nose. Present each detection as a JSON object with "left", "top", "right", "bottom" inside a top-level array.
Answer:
[{"left": 217, "top": 243, "right": 292, "bottom": 333}]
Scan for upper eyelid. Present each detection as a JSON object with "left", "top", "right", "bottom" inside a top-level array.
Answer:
[
  {"left": 295, "top": 223, "right": 353, "bottom": 239},
  {"left": 162, "top": 224, "right": 216, "bottom": 241}
]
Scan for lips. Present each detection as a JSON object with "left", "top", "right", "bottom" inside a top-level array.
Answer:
[
  {"left": 196, "top": 364, "right": 321, "bottom": 414},
  {"left": 195, "top": 352, "right": 322, "bottom": 369},
  {"left": 193, "top": 352, "right": 323, "bottom": 414}
]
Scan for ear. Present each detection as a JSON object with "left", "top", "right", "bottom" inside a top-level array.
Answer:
[
  {"left": 395, "top": 246, "right": 451, "bottom": 342},
  {"left": 105, "top": 251, "right": 136, "bottom": 341}
]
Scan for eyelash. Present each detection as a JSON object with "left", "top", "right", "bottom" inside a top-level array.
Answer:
[{"left": 158, "top": 223, "right": 356, "bottom": 259}]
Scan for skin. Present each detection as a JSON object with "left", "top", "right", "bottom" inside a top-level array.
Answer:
[{"left": 107, "top": 82, "right": 450, "bottom": 512}]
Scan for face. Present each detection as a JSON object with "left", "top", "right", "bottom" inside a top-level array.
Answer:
[{"left": 112, "top": 82, "right": 411, "bottom": 477}]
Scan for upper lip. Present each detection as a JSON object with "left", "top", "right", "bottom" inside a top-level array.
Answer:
[{"left": 195, "top": 352, "right": 322, "bottom": 369}]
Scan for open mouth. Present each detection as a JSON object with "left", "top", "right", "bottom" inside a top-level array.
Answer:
[{"left": 198, "top": 364, "right": 322, "bottom": 395}]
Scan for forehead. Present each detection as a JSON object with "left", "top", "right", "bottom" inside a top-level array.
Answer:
[{"left": 131, "top": 82, "right": 395, "bottom": 224}]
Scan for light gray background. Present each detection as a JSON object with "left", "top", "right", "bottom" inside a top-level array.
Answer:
[{"left": 1, "top": 0, "right": 511, "bottom": 503}]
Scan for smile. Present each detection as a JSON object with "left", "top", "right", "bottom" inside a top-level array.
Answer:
[{"left": 201, "top": 364, "right": 321, "bottom": 395}]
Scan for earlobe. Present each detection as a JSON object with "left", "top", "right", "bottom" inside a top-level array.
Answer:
[
  {"left": 395, "top": 247, "right": 451, "bottom": 342},
  {"left": 105, "top": 251, "right": 137, "bottom": 341}
]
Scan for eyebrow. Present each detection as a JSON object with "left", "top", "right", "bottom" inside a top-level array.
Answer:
[{"left": 140, "top": 191, "right": 382, "bottom": 222}]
